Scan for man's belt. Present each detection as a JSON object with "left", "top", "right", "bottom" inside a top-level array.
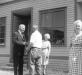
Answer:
[
  {"left": 31, "top": 47, "right": 42, "bottom": 58},
  {"left": 42, "top": 48, "right": 48, "bottom": 49},
  {"left": 31, "top": 47, "right": 41, "bottom": 50}
]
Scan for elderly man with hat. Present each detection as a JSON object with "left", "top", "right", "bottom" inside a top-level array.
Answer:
[{"left": 13, "top": 24, "right": 27, "bottom": 75}]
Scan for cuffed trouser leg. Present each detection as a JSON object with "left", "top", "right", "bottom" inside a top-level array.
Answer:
[
  {"left": 29, "top": 64, "right": 35, "bottom": 75},
  {"left": 35, "top": 57, "right": 42, "bottom": 75},
  {"left": 29, "top": 53, "right": 35, "bottom": 75},
  {"left": 18, "top": 55, "right": 23, "bottom": 75},
  {"left": 29, "top": 48, "right": 42, "bottom": 75},
  {"left": 43, "top": 65, "right": 46, "bottom": 75},
  {"left": 13, "top": 55, "right": 18, "bottom": 75}
]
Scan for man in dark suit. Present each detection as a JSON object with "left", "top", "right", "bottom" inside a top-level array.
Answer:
[{"left": 13, "top": 24, "right": 26, "bottom": 75}]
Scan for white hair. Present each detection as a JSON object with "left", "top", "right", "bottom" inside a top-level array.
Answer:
[
  {"left": 44, "top": 33, "right": 50, "bottom": 39},
  {"left": 19, "top": 24, "right": 25, "bottom": 29},
  {"left": 74, "top": 20, "right": 82, "bottom": 30}
]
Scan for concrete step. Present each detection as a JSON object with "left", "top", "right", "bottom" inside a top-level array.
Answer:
[
  {"left": 0, "top": 63, "right": 68, "bottom": 75},
  {"left": 0, "top": 65, "right": 13, "bottom": 71},
  {"left": 0, "top": 63, "right": 27, "bottom": 71},
  {"left": 0, "top": 56, "right": 69, "bottom": 75}
]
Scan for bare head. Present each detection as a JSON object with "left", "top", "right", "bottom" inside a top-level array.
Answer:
[
  {"left": 32, "top": 25, "right": 38, "bottom": 31},
  {"left": 19, "top": 24, "right": 25, "bottom": 33},
  {"left": 74, "top": 20, "right": 82, "bottom": 34},
  {"left": 44, "top": 33, "right": 50, "bottom": 40}
]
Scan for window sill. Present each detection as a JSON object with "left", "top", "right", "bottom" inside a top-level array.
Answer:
[
  {"left": 51, "top": 44, "right": 67, "bottom": 48},
  {"left": 0, "top": 43, "right": 5, "bottom": 46}
]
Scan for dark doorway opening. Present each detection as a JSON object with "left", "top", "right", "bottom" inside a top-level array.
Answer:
[{"left": 10, "top": 8, "right": 32, "bottom": 62}]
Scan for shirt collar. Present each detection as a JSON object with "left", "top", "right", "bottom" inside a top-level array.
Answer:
[{"left": 18, "top": 30, "right": 22, "bottom": 35}]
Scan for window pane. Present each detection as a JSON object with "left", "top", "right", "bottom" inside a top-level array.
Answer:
[
  {"left": 0, "top": 39, "right": 5, "bottom": 45},
  {"left": 0, "top": 17, "right": 6, "bottom": 26},
  {"left": 41, "top": 13, "right": 46, "bottom": 27},
  {"left": 40, "top": 27, "right": 64, "bottom": 46},
  {"left": 53, "top": 10, "right": 65, "bottom": 28},
  {"left": 0, "top": 17, "right": 6, "bottom": 45},
  {"left": 0, "top": 33, "right": 5, "bottom": 38},
  {"left": 40, "top": 8, "right": 66, "bottom": 46},
  {"left": 41, "top": 13, "right": 52, "bottom": 27},
  {"left": 0, "top": 26, "right": 5, "bottom": 32},
  {"left": 53, "top": 30, "right": 64, "bottom": 46}
]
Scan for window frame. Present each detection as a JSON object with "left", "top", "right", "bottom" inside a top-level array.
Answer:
[
  {"left": 39, "top": 7, "right": 67, "bottom": 47},
  {"left": 0, "top": 17, "right": 6, "bottom": 46}
]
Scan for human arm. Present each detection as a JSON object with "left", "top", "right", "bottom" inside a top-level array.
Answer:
[
  {"left": 47, "top": 41, "right": 51, "bottom": 57},
  {"left": 13, "top": 32, "right": 26, "bottom": 45}
]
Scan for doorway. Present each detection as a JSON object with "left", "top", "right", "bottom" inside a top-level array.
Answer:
[{"left": 10, "top": 8, "right": 32, "bottom": 62}]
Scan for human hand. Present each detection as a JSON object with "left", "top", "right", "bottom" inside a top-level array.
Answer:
[
  {"left": 73, "top": 57, "right": 77, "bottom": 61},
  {"left": 23, "top": 42, "right": 27, "bottom": 45},
  {"left": 30, "top": 42, "right": 33, "bottom": 47},
  {"left": 25, "top": 42, "right": 28, "bottom": 46}
]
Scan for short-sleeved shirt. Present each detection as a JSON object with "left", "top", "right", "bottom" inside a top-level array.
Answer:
[{"left": 30, "top": 30, "right": 42, "bottom": 48}]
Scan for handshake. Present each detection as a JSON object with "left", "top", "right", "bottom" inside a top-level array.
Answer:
[{"left": 23, "top": 42, "right": 28, "bottom": 46}]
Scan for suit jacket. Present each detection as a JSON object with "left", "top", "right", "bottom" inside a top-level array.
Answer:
[{"left": 13, "top": 31, "right": 26, "bottom": 57}]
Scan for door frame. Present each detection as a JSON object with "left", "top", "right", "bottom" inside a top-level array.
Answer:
[{"left": 10, "top": 7, "right": 33, "bottom": 62}]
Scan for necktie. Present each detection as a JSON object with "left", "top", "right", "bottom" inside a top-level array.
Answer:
[{"left": 22, "top": 33, "right": 25, "bottom": 41}]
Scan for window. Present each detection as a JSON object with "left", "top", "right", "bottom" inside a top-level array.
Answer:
[
  {"left": 0, "top": 17, "right": 6, "bottom": 46},
  {"left": 39, "top": 7, "right": 66, "bottom": 46}
]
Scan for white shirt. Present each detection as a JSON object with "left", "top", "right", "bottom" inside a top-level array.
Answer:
[
  {"left": 18, "top": 30, "right": 23, "bottom": 38},
  {"left": 30, "top": 30, "right": 42, "bottom": 48}
]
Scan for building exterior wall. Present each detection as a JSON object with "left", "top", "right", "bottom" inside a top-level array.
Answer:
[
  {"left": 77, "top": 0, "right": 82, "bottom": 2},
  {"left": 77, "top": 2, "right": 82, "bottom": 20},
  {"left": 0, "top": 0, "right": 13, "bottom": 4},
  {"left": 0, "top": 0, "right": 75, "bottom": 65}
]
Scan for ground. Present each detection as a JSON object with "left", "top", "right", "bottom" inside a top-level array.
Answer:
[
  {"left": 0, "top": 69, "right": 68, "bottom": 75},
  {"left": 0, "top": 58, "right": 69, "bottom": 75},
  {"left": 0, "top": 65, "right": 68, "bottom": 75}
]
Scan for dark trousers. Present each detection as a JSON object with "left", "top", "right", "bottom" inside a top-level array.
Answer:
[
  {"left": 29, "top": 48, "right": 42, "bottom": 75},
  {"left": 13, "top": 53, "right": 24, "bottom": 75}
]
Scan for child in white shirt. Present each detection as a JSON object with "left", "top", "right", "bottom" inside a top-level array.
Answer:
[{"left": 42, "top": 33, "right": 51, "bottom": 75}]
